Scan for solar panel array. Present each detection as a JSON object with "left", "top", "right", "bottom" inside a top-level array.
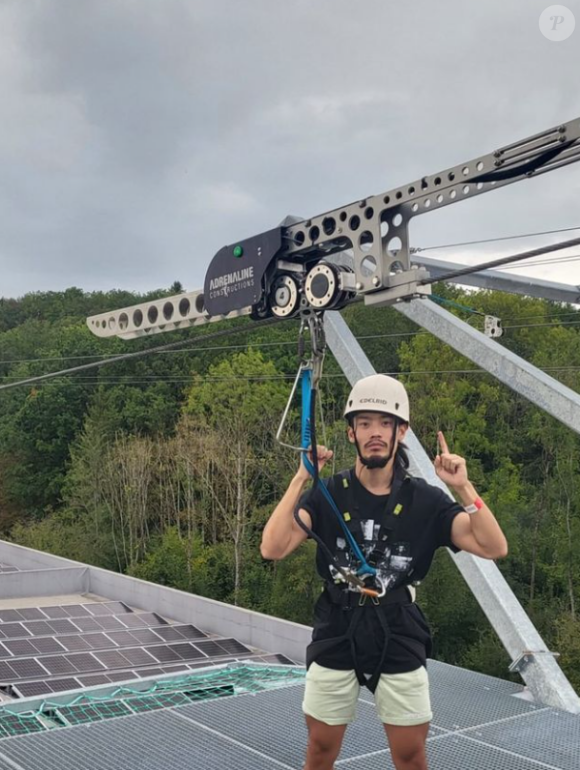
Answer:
[{"left": 0, "top": 601, "right": 268, "bottom": 699}]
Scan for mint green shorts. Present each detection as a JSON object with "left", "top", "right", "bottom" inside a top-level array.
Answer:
[{"left": 302, "top": 661, "right": 432, "bottom": 727}]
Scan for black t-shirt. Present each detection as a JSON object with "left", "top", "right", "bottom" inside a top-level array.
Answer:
[{"left": 298, "top": 468, "right": 464, "bottom": 675}]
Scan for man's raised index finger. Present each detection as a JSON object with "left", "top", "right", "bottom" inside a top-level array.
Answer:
[{"left": 437, "top": 431, "right": 450, "bottom": 455}]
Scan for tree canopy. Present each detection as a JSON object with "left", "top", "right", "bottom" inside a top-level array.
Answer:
[{"left": 2, "top": 284, "right": 580, "bottom": 693}]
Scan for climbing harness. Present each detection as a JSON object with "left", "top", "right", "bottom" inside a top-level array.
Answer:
[
  {"left": 305, "top": 468, "right": 423, "bottom": 693},
  {"left": 335, "top": 468, "right": 414, "bottom": 577}
]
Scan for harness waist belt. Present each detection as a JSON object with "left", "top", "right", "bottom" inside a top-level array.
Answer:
[{"left": 324, "top": 583, "right": 412, "bottom": 608}]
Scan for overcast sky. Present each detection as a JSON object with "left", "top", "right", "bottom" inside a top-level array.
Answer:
[{"left": 1, "top": 0, "right": 580, "bottom": 301}]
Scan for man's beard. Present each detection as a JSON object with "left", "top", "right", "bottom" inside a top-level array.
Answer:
[
  {"left": 360, "top": 453, "right": 390, "bottom": 469},
  {"left": 355, "top": 438, "right": 395, "bottom": 469}
]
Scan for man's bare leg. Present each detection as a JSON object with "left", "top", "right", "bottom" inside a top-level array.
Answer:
[
  {"left": 383, "top": 722, "right": 430, "bottom": 770},
  {"left": 303, "top": 715, "right": 348, "bottom": 770}
]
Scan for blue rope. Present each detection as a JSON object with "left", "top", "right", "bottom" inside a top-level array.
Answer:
[{"left": 300, "top": 368, "right": 376, "bottom": 578}]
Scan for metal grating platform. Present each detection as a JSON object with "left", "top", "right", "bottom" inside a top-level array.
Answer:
[
  {"left": 0, "top": 659, "right": 576, "bottom": 769},
  {"left": 0, "top": 709, "right": 283, "bottom": 770},
  {"left": 178, "top": 684, "right": 393, "bottom": 762},
  {"left": 462, "top": 708, "right": 580, "bottom": 770}
]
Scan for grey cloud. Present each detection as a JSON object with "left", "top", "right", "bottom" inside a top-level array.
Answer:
[{"left": 1, "top": 0, "right": 579, "bottom": 298}]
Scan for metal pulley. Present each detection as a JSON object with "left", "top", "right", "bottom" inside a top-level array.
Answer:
[
  {"left": 304, "top": 262, "right": 355, "bottom": 311},
  {"left": 268, "top": 274, "right": 301, "bottom": 318}
]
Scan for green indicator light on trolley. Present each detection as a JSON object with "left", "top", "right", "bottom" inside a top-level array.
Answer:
[{"left": 233, "top": 245, "right": 244, "bottom": 258}]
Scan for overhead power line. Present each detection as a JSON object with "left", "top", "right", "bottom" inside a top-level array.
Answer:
[
  {"left": 503, "top": 320, "right": 580, "bottom": 330},
  {"left": 420, "top": 236, "right": 580, "bottom": 286},
  {"left": 0, "top": 329, "right": 429, "bottom": 369},
  {"left": 3, "top": 307, "right": 580, "bottom": 369},
  {"left": 0, "top": 339, "right": 300, "bottom": 366},
  {"left": 496, "top": 254, "right": 580, "bottom": 271},
  {"left": 1, "top": 365, "right": 579, "bottom": 386},
  {"left": 414, "top": 225, "right": 580, "bottom": 252},
  {"left": 4, "top": 316, "right": 580, "bottom": 390},
  {"left": 497, "top": 308, "right": 580, "bottom": 323},
  {"left": 0, "top": 316, "right": 292, "bottom": 393}
]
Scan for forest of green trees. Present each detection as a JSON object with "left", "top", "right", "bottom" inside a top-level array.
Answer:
[{"left": 0, "top": 284, "right": 579, "bottom": 692}]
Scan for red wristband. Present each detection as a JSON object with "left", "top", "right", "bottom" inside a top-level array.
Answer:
[{"left": 464, "top": 497, "right": 483, "bottom": 514}]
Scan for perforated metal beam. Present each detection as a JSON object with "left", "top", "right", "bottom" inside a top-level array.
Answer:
[
  {"left": 281, "top": 118, "right": 580, "bottom": 297},
  {"left": 325, "top": 310, "right": 580, "bottom": 714}
]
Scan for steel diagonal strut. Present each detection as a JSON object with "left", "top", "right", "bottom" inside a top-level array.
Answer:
[
  {"left": 411, "top": 255, "right": 580, "bottom": 305},
  {"left": 324, "top": 309, "right": 580, "bottom": 714},
  {"left": 395, "top": 298, "right": 580, "bottom": 436}
]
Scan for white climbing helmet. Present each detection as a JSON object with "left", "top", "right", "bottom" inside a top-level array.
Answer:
[{"left": 344, "top": 374, "right": 410, "bottom": 424}]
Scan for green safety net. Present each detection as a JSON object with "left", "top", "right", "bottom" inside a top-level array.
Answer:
[{"left": 0, "top": 663, "right": 305, "bottom": 738}]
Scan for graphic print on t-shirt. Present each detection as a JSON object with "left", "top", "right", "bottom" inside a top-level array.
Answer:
[{"left": 328, "top": 518, "right": 413, "bottom": 592}]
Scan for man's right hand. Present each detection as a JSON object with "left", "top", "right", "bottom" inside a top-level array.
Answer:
[{"left": 297, "top": 445, "right": 333, "bottom": 481}]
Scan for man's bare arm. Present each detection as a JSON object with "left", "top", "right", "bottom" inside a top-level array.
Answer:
[
  {"left": 261, "top": 446, "right": 333, "bottom": 561},
  {"left": 435, "top": 431, "right": 508, "bottom": 560},
  {"left": 261, "top": 474, "right": 311, "bottom": 560}
]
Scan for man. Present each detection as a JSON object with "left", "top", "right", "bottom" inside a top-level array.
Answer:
[{"left": 261, "top": 374, "right": 508, "bottom": 770}]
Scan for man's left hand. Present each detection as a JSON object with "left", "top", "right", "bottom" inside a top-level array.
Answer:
[{"left": 434, "top": 431, "right": 469, "bottom": 489}]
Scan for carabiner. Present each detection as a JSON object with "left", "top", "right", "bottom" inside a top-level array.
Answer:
[
  {"left": 306, "top": 312, "right": 326, "bottom": 388},
  {"left": 275, "top": 311, "right": 325, "bottom": 455},
  {"left": 374, "top": 578, "right": 387, "bottom": 599},
  {"left": 357, "top": 576, "right": 387, "bottom": 601}
]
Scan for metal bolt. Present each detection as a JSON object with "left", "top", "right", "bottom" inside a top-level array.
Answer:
[
  {"left": 372, "top": 277, "right": 381, "bottom": 287},
  {"left": 355, "top": 282, "right": 363, "bottom": 291}
]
